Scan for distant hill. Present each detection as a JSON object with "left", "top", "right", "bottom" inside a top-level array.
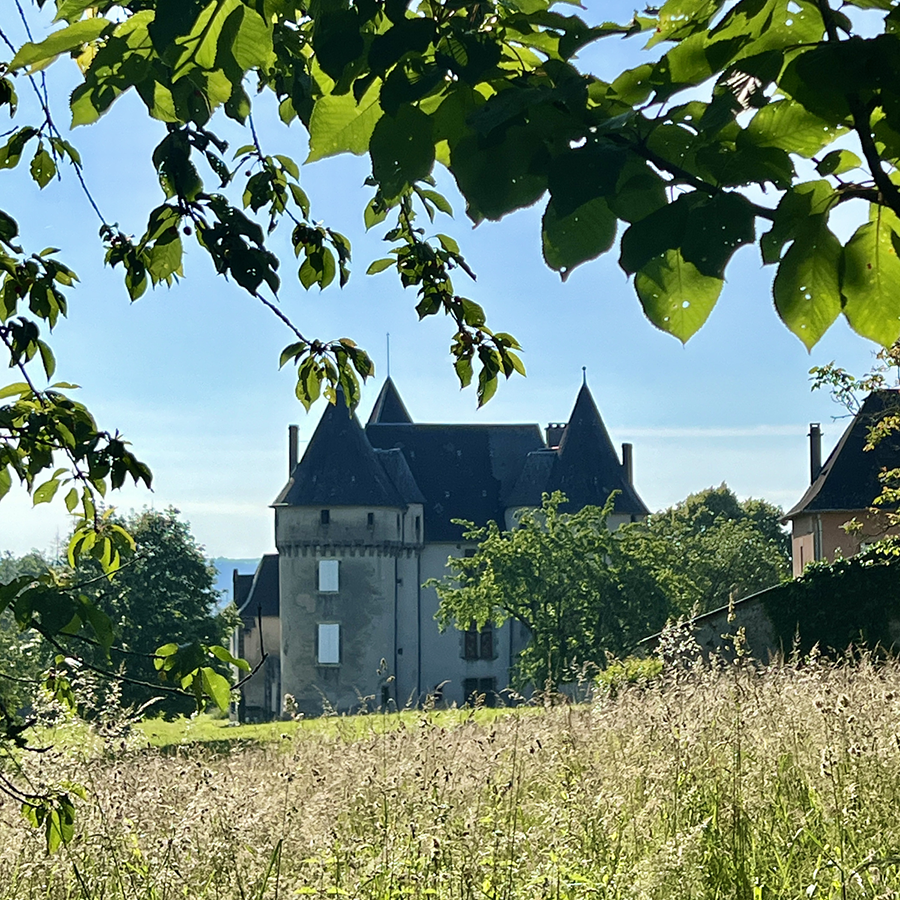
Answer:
[{"left": 211, "top": 558, "right": 260, "bottom": 610}]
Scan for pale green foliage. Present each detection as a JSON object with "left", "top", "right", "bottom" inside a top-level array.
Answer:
[{"left": 432, "top": 492, "right": 669, "bottom": 690}]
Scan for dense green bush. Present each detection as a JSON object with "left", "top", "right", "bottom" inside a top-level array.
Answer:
[{"left": 763, "top": 538, "right": 900, "bottom": 655}]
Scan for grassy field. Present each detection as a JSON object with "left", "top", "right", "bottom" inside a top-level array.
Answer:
[
  {"left": 3, "top": 655, "right": 900, "bottom": 899},
  {"left": 135, "top": 706, "right": 530, "bottom": 747}
]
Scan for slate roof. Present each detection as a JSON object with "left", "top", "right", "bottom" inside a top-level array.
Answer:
[
  {"left": 505, "top": 384, "right": 649, "bottom": 516},
  {"left": 233, "top": 571, "right": 254, "bottom": 610},
  {"left": 274, "top": 390, "right": 406, "bottom": 508},
  {"left": 374, "top": 448, "right": 427, "bottom": 504},
  {"left": 366, "top": 422, "right": 545, "bottom": 540},
  {"left": 367, "top": 377, "right": 413, "bottom": 424},
  {"left": 275, "top": 379, "right": 648, "bottom": 535},
  {"left": 785, "top": 390, "right": 900, "bottom": 519},
  {"left": 237, "top": 554, "right": 280, "bottom": 619}
]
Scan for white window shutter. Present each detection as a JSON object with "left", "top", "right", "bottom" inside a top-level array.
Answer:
[
  {"left": 317, "top": 623, "right": 340, "bottom": 664},
  {"left": 318, "top": 559, "right": 339, "bottom": 592}
]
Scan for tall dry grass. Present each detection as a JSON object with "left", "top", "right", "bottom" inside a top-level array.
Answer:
[{"left": 3, "top": 653, "right": 900, "bottom": 899}]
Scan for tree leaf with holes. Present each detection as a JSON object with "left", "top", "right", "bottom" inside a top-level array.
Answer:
[
  {"left": 635, "top": 250, "right": 724, "bottom": 343},
  {"left": 841, "top": 212, "right": 900, "bottom": 346},
  {"left": 773, "top": 216, "right": 842, "bottom": 350}
]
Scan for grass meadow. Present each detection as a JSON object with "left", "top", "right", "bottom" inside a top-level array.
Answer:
[{"left": 3, "top": 654, "right": 900, "bottom": 899}]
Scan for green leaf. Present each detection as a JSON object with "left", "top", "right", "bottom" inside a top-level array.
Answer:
[
  {"left": 0, "top": 467, "right": 10, "bottom": 501},
  {"left": 451, "top": 127, "right": 548, "bottom": 222},
  {"left": 436, "top": 234, "right": 460, "bottom": 254},
  {"left": 54, "top": 0, "right": 105, "bottom": 22},
  {"left": 229, "top": 4, "right": 275, "bottom": 71},
  {"left": 147, "top": 234, "right": 184, "bottom": 282},
  {"left": 0, "top": 382, "right": 31, "bottom": 399},
  {"left": 841, "top": 212, "right": 900, "bottom": 346},
  {"left": 744, "top": 100, "right": 846, "bottom": 158},
  {"left": 619, "top": 194, "right": 697, "bottom": 275},
  {"left": 366, "top": 258, "right": 394, "bottom": 275},
  {"left": 64, "top": 487, "right": 79, "bottom": 513},
  {"left": 418, "top": 189, "right": 452, "bottom": 216},
  {"left": 680, "top": 192, "right": 756, "bottom": 278},
  {"left": 33, "top": 478, "right": 61, "bottom": 506},
  {"left": 30, "top": 148, "right": 57, "bottom": 189},
  {"left": 816, "top": 149, "right": 862, "bottom": 176},
  {"left": 313, "top": 8, "right": 364, "bottom": 82},
  {"left": 9, "top": 18, "right": 111, "bottom": 72},
  {"left": 173, "top": 0, "right": 240, "bottom": 80},
  {"left": 369, "top": 104, "right": 435, "bottom": 199},
  {"left": 547, "top": 146, "right": 627, "bottom": 217},
  {"left": 760, "top": 180, "right": 837, "bottom": 265},
  {"left": 634, "top": 249, "right": 724, "bottom": 343},
  {"left": 772, "top": 216, "right": 842, "bottom": 350},
  {"left": 542, "top": 196, "right": 617, "bottom": 279},
  {"left": 38, "top": 340, "right": 56, "bottom": 379},
  {"left": 278, "top": 341, "right": 307, "bottom": 368},
  {"left": 307, "top": 80, "right": 383, "bottom": 163},
  {"left": 454, "top": 356, "right": 473, "bottom": 388},
  {"left": 0, "top": 210, "right": 20, "bottom": 245},
  {"left": 200, "top": 666, "right": 231, "bottom": 711},
  {"left": 210, "top": 643, "right": 251, "bottom": 671}
]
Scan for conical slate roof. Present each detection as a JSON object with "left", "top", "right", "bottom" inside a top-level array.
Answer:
[
  {"left": 785, "top": 390, "right": 900, "bottom": 518},
  {"left": 367, "top": 377, "right": 413, "bottom": 424},
  {"left": 506, "top": 383, "right": 648, "bottom": 516},
  {"left": 274, "top": 390, "right": 405, "bottom": 507}
]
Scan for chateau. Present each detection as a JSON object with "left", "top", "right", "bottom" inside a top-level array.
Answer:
[{"left": 233, "top": 378, "right": 648, "bottom": 719}]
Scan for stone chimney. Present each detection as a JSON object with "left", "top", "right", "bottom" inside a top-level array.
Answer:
[
  {"left": 289, "top": 424, "right": 299, "bottom": 476},
  {"left": 622, "top": 442, "right": 633, "bottom": 485},
  {"left": 546, "top": 422, "right": 566, "bottom": 449},
  {"left": 809, "top": 423, "right": 822, "bottom": 483}
]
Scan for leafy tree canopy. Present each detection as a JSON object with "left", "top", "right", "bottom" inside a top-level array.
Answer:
[
  {"left": 0, "top": 549, "right": 53, "bottom": 716},
  {"left": 618, "top": 484, "right": 791, "bottom": 616},
  {"left": 73, "top": 507, "right": 238, "bottom": 716},
  {"left": 432, "top": 492, "right": 670, "bottom": 691}
]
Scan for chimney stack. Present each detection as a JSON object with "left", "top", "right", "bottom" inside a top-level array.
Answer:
[
  {"left": 546, "top": 423, "right": 566, "bottom": 449},
  {"left": 622, "top": 442, "right": 634, "bottom": 486},
  {"left": 288, "top": 424, "right": 299, "bottom": 476},
  {"left": 809, "top": 423, "right": 822, "bottom": 483}
]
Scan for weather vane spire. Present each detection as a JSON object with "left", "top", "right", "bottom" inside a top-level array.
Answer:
[
  {"left": 386, "top": 333, "right": 391, "bottom": 379},
  {"left": 582, "top": 366, "right": 587, "bottom": 386}
]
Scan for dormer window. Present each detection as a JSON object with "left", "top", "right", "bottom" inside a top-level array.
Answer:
[
  {"left": 320, "top": 509, "right": 330, "bottom": 525},
  {"left": 367, "top": 512, "right": 375, "bottom": 527}
]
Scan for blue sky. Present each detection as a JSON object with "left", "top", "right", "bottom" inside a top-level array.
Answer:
[{"left": 0, "top": 2, "right": 884, "bottom": 559}]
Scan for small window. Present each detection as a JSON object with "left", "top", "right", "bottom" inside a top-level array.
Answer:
[
  {"left": 320, "top": 509, "right": 330, "bottom": 525},
  {"left": 318, "top": 559, "right": 339, "bottom": 592},
  {"left": 317, "top": 623, "right": 340, "bottom": 665},
  {"left": 463, "top": 678, "right": 496, "bottom": 707},
  {"left": 464, "top": 621, "right": 493, "bottom": 660},
  {"left": 415, "top": 516, "right": 421, "bottom": 539},
  {"left": 367, "top": 512, "right": 374, "bottom": 527}
]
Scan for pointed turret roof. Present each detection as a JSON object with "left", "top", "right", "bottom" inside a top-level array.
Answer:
[
  {"left": 785, "top": 390, "right": 900, "bottom": 519},
  {"left": 367, "top": 377, "right": 413, "bottom": 424},
  {"left": 505, "top": 383, "right": 649, "bottom": 516},
  {"left": 274, "top": 391, "right": 405, "bottom": 507}
]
